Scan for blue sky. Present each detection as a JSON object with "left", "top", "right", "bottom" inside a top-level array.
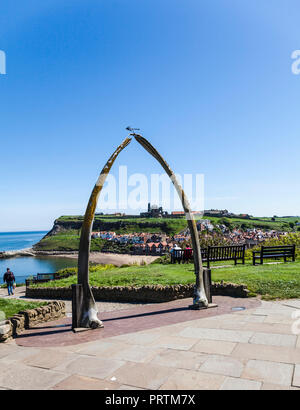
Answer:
[{"left": 1, "top": 0, "right": 300, "bottom": 231}]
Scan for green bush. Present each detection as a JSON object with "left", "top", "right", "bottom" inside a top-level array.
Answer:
[{"left": 245, "top": 233, "right": 300, "bottom": 260}]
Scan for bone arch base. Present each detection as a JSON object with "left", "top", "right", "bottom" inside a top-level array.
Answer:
[{"left": 73, "top": 135, "right": 209, "bottom": 330}]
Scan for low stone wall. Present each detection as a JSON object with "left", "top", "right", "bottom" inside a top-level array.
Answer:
[
  {"left": 26, "top": 282, "right": 249, "bottom": 303},
  {"left": 0, "top": 301, "right": 65, "bottom": 343},
  {"left": 0, "top": 320, "right": 12, "bottom": 342}
]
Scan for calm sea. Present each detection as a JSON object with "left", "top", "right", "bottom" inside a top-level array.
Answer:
[
  {"left": 0, "top": 231, "right": 47, "bottom": 252},
  {"left": 0, "top": 231, "right": 77, "bottom": 284}
]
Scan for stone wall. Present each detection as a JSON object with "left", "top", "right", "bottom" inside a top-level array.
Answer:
[
  {"left": 0, "top": 301, "right": 65, "bottom": 343},
  {"left": 26, "top": 282, "right": 249, "bottom": 303},
  {"left": 0, "top": 320, "right": 12, "bottom": 342}
]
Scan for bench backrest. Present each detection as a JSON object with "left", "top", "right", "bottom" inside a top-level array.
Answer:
[
  {"left": 261, "top": 245, "right": 295, "bottom": 255},
  {"left": 171, "top": 245, "right": 245, "bottom": 261},
  {"left": 36, "top": 273, "right": 55, "bottom": 281},
  {"left": 208, "top": 245, "right": 245, "bottom": 261}
]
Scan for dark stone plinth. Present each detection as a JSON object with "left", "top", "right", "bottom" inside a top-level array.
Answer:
[
  {"left": 189, "top": 303, "right": 218, "bottom": 310},
  {"left": 72, "top": 284, "right": 83, "bottom": 330}
]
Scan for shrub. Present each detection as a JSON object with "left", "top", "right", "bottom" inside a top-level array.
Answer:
[{"left": 246, "top": 233, "right": 300, "bottom": 259}]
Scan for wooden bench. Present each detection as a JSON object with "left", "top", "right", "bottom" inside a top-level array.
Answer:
[
  {"left": 203, "top": 245, "right": 246, "bottom": 269},
  {"left": 25, "top": 272, "right": 73, "bottom": 287},
  {"left": 171, "top": 245, "right": 246, "bottom": 268},
  {"left": 252, "top": 245, "right": 296, "bottom": 266}
]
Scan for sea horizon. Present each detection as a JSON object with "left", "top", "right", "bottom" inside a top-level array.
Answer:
[
  {"left": 0, "top": 231, "right": 77, "bottom": 283},
  {"left": 0, "top": 231, "right": 48, "bottom": 253},
  {"left": 0, "top": 230, "right": 49, "bottom": 235}
]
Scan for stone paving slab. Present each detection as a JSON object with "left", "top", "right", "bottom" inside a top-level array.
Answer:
[
  {"left": 282, "top": 300, "right": 300, "bottom": 310},
  {"left": 52, "top": 374, "right": 120, "bottom": 390},
  {"left": 159, "top": 369, "right": 225, "bottom": 390},
  {"left": 243, "top": 322, "right": 294, "bottom": 335},
  {"left": 242, "top": 360, "right": 294, "bottom": 386},
  {"left": 23, "top": 350, "right": 78, "bottom": 370},
  {"left": 106, "top": 362, "right": 174, "bottom": 390},
  {"left": 293, "top": 365, "right": 300, "bottom": 388},
  {"left": 199, "top": 354, "right": 245, "bottom": 378},
  {"left": 232, "top": 342, "right": 300, "bottom": 364},
  {"left": 179, "top": 327, "right": 254, "bottom": 343},
  {"left": 53, "top": 355, "right": 125, "bottom": 380},
  {"left": 107, "top": 345, "right": 164, "bottom": 364},
  {"left": 150, "top": 349, "right": 206, "bottom": 370},
  {"left": 74, "top": 340, "right": 131, "bottom": 357},
  {"left": 0, "top": 361, "right": 67, "bottom": 390},
  {"left": 148, "top": 335, "right": 200, "bottom": 351},
  {"left": 0, "top": 346, "right": 40, "bottom": 363},
  {"left": 261, "top": 383, "right": 299, "bottom": 390},
  {"left": 191, "top": 339, "right": 237, "bottom": 356},
  {"left": 1, "top": 297, "right": 300, "bottom": 390},
  {"left": 249, "top": 332, "right": 297, "bottom": 348},
  {"left": 220, "top": 377, "right": 261, "bottom": 390}
]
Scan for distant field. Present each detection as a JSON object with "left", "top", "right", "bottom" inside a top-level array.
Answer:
[
  {"left": 258, "top": 216, "right": 299, "bottom": 223},
  {"left": 56, "top": 214, "right": 297, "bottom": 233},
  {"left": 31, "top": 259, "right": 300, "bottom": 300},
  {"left": 56, "top": 215, "right": 188, "bottom": 235},
  {"left": 208, "top": 216, "right": 296, "bottom": 232}
]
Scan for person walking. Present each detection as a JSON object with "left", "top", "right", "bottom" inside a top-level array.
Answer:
[{"left": 3, "top": 268, "right": 15, "bottom": 296}]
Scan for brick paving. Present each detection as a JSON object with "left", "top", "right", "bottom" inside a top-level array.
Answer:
[
  {"left": 0, "top": 297, "right": 300, "bottom": 390},
  {"left": 15, "top": 296, "right": 260, "bottom": 347}
]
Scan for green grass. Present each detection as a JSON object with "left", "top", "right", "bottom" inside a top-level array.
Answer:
[
  {"left": 0, "top": 298, "right": 47, "bottom": 319},
  {"left": 208, "top": 216, "right": 295, "bottom": 232},
  {"left": 56, "top": 215, "right": 188, "bottom": 235},
  {"left": 30, "top": 259, "right": 300, "bottom": 300},
  {"left": 35, "top": 232, "right": 109, "bottom": 252},
  {"left": 36, "top": 232, "right": 80, "bottom": 251}
]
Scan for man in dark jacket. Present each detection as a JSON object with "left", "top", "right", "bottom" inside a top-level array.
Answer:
[{"left": 3, "top": 268, "right": 15, "bottom": 296}]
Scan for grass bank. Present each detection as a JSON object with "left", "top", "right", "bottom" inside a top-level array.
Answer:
[
  {"left": 30, "top": 260, "right": 300, "bottom": 300},
  {"left": 35, "top": 232, "right": 105, "bottom": 252},
  {"left": 0, "top": 298, "right": 46, "bottom": 319}
]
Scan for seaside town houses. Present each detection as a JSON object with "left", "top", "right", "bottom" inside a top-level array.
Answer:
[
  {"left": 91, "top": 224, "right": 285, "bottom": 255},
  {"left": 90, "top": 207, "right": 287, "bottom": 256}
]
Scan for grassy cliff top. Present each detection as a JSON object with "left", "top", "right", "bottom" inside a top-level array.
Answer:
[
  {"left": 34, "top": 214, "right": 298, "bottom": 252},
  {"left": 55, "top": 214, "right": 298, "bottom": 233}
]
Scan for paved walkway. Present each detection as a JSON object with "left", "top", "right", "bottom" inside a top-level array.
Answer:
[
  {"left": 14, "top": 297, "right": 260, "bottom": 347},
  {"left": 0, "top": 298, "right": 300, "bottom": 390}
]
